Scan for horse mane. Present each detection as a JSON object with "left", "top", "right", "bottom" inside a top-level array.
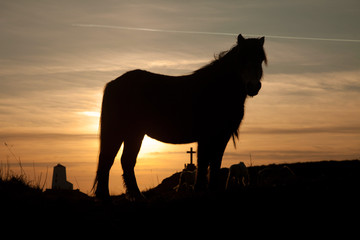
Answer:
[
  {"left": 193, "top": 45, "right": 238, "bottom": 75},
  {"left": 192, "top": 45, "right": 242, "bottom": 147},
  {"left": 191, "top": 38, "right": 267, "bottom": 147},
  {"left": 194, "top": 38, "right": 267, "bottom": 76}
]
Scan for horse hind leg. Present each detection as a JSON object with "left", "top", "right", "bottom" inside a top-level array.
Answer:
[
  {"left": 121, "top": 133, "right": 145, "bottom": 201},
  {"left": 93, "top": 136, "right": 122, "bottom": 201}
]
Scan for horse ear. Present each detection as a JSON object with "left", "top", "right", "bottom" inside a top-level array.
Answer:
[
  {"left": 259, "top": 36, "right": 265, "bottom": 46},
  {"left": 237, "top": 34, "right": 245, "bottom": 44}
]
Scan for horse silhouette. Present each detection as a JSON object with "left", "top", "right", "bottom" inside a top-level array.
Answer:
[
  {"left": 226, "top": 162, "right": 249, "bottom": 191},
  {"left": 93, "top": 34, "right": 267, "bottom": 201}
]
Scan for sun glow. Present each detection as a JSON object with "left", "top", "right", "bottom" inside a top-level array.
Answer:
[
  {"left": 77, "top": 111, "right": 101, "bottom": 133},
  {"left": 79, "top": 111, "right": 101, "bottom": 117},
  {"left": 77, "top": 111, "right": 166, "bottom": 157},
  {"left": 139, "top": 136, "right": 166, "bottom": 157}
]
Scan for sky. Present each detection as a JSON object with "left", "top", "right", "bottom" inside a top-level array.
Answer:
[{"left": 1, "top": 0, "right": 359, "bottom": 194}]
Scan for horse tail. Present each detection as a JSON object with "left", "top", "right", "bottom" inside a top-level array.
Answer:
[
  {"left": 231, "top": 129, "right": 239, "bottom": 148},
  {"left": 99, "top": 81, "right": 115, "bottom": 145},
  {"left": 92, "top": 81, "right": 118, "bottom": 195}
]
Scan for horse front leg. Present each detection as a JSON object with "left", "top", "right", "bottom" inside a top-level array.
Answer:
[
  {"left": 195, "top": 137, "right": 229, "bottom": 192},
  {"left": 121, "top": 134, "right": 145, "bottom": 201},
  {"left": 209, "top": 150, "right": 225, "bottom": 191},
  {"left": 194, "top": 142, "right": 210, "bottom": 192}
]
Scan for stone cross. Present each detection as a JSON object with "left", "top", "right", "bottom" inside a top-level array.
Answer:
[{"left": 186, "top": 147, "right": 196, "bottom": 165}]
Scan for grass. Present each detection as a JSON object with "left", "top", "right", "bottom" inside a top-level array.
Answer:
[
  {"left": 1, "top": 142, "right": 48, "bottom": 191},
  {"left": 0, "top": 160, "right": 46, "bottom": 204},
  {"left": 1, "top": 159, "right": 360, "bottom": 230}
]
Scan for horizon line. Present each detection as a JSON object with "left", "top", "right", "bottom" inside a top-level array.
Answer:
[{"left": 72, "top": 23, "right": 360, "bottom": 43}]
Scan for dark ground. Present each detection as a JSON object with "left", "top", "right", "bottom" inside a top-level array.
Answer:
[{"left": 1, "top": 160, "right": 360, "bottom": 233}]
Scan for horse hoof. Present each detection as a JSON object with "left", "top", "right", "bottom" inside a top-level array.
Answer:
[
  {"left": 96, "top": 198, "right": 113, "bottom": 206},
  {"left": 94, "top": 190, "right": 112, "bottom": 205},
  {"left": 95, "top": 195, "right": 113, "bottom": 205},
  {"left": 194, "top": 182, "right": 208, "bottom": 192},
  {"left": 126, "top": 190, "right": 146, "bottom": 202}
]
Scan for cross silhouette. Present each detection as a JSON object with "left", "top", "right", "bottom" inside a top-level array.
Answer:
[{"left": 186, "top": 147, "right": 196, "bottom": 165}]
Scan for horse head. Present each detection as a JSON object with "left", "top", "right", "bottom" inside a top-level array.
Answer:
[{"left": 235, "top": 34, "right": 267, "bottom": 97}]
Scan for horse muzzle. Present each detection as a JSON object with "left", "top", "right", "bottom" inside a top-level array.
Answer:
[{"left": 246, "top": 81, "right": 261, "bottom": 97}]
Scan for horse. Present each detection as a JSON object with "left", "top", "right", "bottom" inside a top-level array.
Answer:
[
  {"left": 176, "top": 170, "right": 196, "bottom": 192},
  {"left": 257, "top": 165, "right": 296, "bottom": 187},
  {"left": 226, "top": 162, "right": 249, "bottom": 191},
  {"left": 93, "top": 34, "right": 267, "bottom": 201}
]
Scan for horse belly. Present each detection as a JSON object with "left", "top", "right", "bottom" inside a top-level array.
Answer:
[
  {"left": 145, "top": 117, "right": 197, "bottom": 144},
  {"left": 147, "top": 132, "right": 197, "bottom": 144}
]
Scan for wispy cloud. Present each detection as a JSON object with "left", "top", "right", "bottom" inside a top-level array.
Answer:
[
  {"left": 242, "top": 125, "right": 360, "bottom": 135},
  {"left": 0, "top": 132, "right": 97, "bottom": 141}
]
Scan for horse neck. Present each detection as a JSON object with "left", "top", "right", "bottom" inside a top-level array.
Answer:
[{"left": 192, "top": 60, "right": 247, "bottom": 103}]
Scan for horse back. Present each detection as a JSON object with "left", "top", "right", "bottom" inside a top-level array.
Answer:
[{"left": 102, "top": 70, "right": 199, "bottom": 142}]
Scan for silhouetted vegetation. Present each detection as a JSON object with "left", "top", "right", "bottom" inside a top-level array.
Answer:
[{"left": 2, "top": 160, "right": 360, "bottom": 230}]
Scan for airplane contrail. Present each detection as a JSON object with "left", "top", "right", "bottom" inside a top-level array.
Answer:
[
  {"left": 72, "top": 23, "right": 360, "bottom": 43},
  {"left": 72, "top": 23, "right": 237, "bottom": 36}
]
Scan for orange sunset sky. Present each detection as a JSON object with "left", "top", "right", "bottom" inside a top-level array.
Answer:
[{"left": 1, "top": 0, "right": 359, "bottom": 194}]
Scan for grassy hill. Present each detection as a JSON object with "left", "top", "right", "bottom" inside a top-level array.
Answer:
[{"left": 2, "top": 160, "right": 360, "bottom": 230}]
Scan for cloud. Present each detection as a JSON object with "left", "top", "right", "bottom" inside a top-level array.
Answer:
[
  {"left": 0, "top": 131, "right": 99, "bottom": 168},
  {"left": 0, "top": 132, "right": 97, "bottom": 141},
  {"left": 242, "top": 125, "right": 360, "bottom": 135},
  {"left": 265, "top": 39, "right": 360, "bottom": 75},
  {"left": 265, "top": 71, "right": 360, "bottom": 94},
  {"left": 1, "top": 0, "right": 360, "bottom": 184}
]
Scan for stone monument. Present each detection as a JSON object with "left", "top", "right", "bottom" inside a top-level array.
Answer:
[{"left": 52, "top": 163, "right": 73, "bottom": 190}]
